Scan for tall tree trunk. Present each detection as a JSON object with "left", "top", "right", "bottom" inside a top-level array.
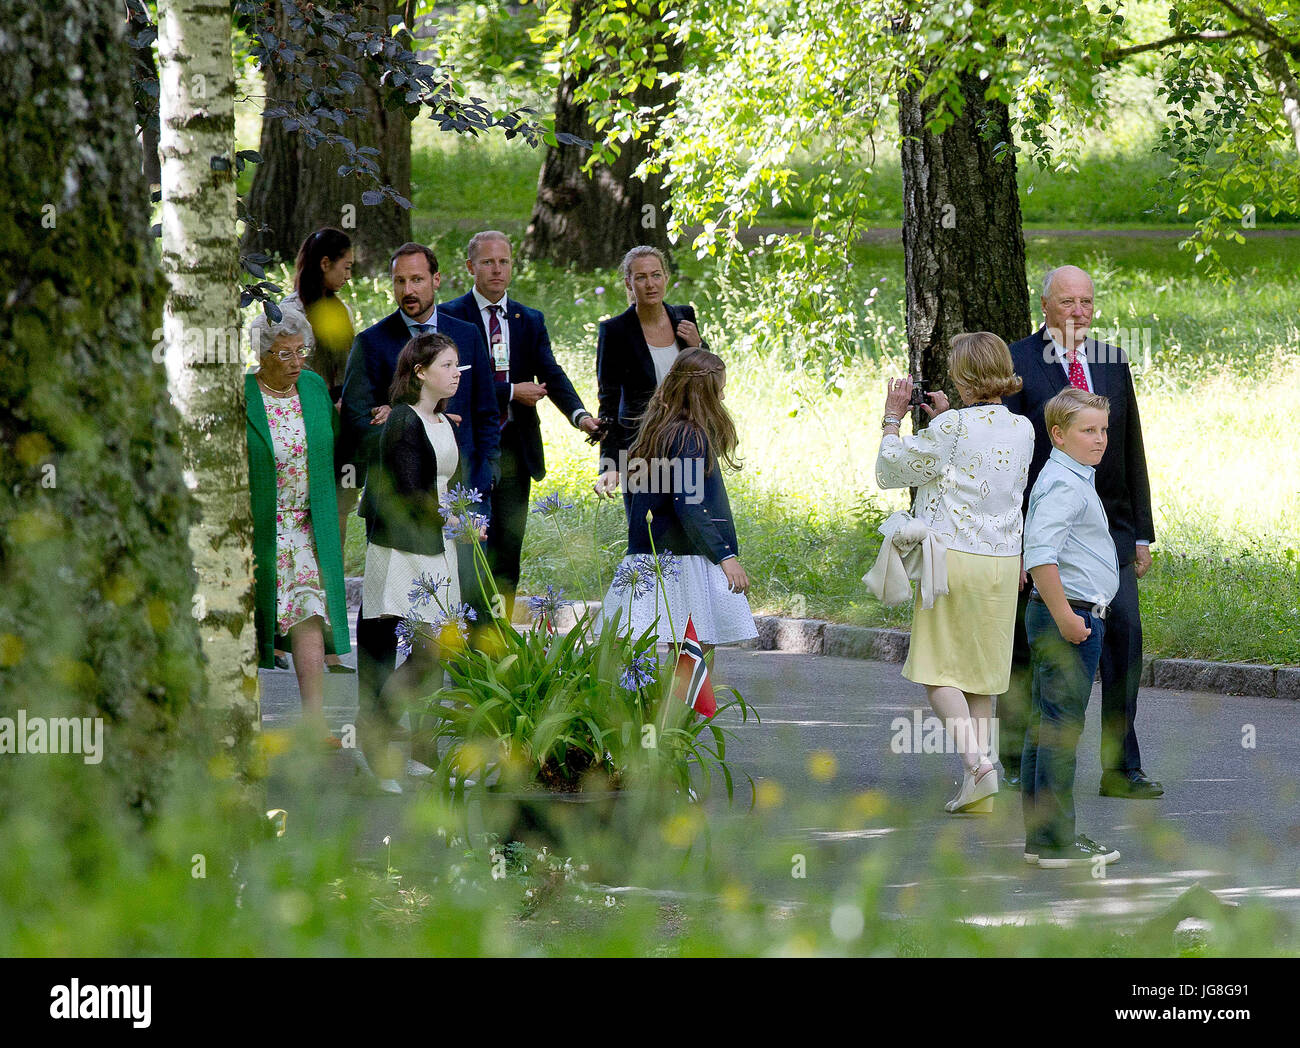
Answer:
[
  {"left": 523, "top": 0, "right": 682, "bottom": 270},
  {"left": 241, "top": 0, "right": 412, "bottom": 273},
  {"left": 1, "top": 0, "right": 203, "bottom": 812},
  {"left": 899, "top": 68, "right": 1030, "bottom": 417},
  {"left": 158, "top": 0, "right": 260, "bottom": 736},
  {"left": 126, "top": 0, "right": 163, "bottom": 192}
]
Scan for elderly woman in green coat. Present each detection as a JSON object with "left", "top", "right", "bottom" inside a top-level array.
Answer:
[{"left": 246, "top": 305, "right": 351, "bottom": 745}]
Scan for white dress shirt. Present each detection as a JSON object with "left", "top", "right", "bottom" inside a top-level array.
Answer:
[
  {"left": 876, "top": 405, "right": 1036, "bottom": 556},
  {"left": 472, "top": 286, "right": 589, "bottom": 428},
  {"left": 1049, "top": 335, "right": 1095, "bottom": 392},
  {"left": 472, "top": 286, "right": 512, "bottom": 404}
]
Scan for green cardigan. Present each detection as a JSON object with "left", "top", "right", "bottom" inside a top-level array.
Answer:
[{"left": 245, "top": 371, "right": 351, "bottom": 669}]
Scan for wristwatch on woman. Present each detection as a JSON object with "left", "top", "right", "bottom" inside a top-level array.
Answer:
[{"left": 881, "top": 414, "right": 902, "bottom": 430}]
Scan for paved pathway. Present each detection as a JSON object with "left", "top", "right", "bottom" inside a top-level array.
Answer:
[{"left": 260, "top": 636, "right": 1300, "bottom": 938}]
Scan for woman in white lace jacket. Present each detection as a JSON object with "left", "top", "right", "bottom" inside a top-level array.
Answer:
[{"left": 876, "top": 332, "right": 1035, "bottom": 814}]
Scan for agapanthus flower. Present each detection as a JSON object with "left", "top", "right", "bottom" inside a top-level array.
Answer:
[
  {"left": 407, "top": 572, "right": 452, "bottom": 610},
  {"left": 642, "top": 550, "right": 680, "bottom": 581},
  {"left": 531, "top": 492, "right": 574, "bottom": 517},
  {"left": 430, "top": 602, "right": 478, "bottom": 642},
  {"left": 438, "top": 483, "right": 484, "bottom": 521},
  {"left": 619, "top": 650, "right": 658, "bottom": 691},
  {"left": 525, "top": 584, "right": 569, "bottom": 624},
  {"left": 444, "top": 510, "right": 490, "bottom": 543},
  {"left": 395, "top": 615, "right": 422, "bottom": 659},
  {"left": 611, "top": 557, "right": 655, "bottom": 598}
]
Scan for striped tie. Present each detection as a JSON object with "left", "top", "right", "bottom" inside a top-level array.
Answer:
[{"left": 488, "top": 304, "right": 509, "bottom": 429}]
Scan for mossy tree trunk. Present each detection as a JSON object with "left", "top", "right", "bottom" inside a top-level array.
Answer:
[
  {"left": 157, "top": 0, "right": 261, "bottom": 735},
  {"left": 241, "top": 0, "right": 412, "bottom": 273},
  {"left": 899, "top": 67, "right": 1031, "bottom": 417},
  {"left": 523, "top": 0, "right": 682, "bottom": 270},
  {"left": 0, "top": 0, "right": 204, "bottom": 812}
]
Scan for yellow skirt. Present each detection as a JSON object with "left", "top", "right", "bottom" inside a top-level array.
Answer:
[{"left": 902, "top": 549, "right": 1020, "bottom": 695}]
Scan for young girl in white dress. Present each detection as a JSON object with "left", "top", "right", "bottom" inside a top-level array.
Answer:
[
  {"left": 358, "top": 333, "right": 483, "bottom": 792},
  {"left": 597, "top": 348, "right": 756, "bottom": 657}
]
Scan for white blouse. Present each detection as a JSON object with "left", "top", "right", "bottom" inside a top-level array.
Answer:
[
  {"left": 876, "top": 405, "right": 1035, "bottom": 556},
  {"left": 647, "top": 342, "right": 679, "bottom": 385}
]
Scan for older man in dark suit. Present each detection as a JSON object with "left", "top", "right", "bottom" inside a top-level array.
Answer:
[
  {"left": 441, "top": 230, "right": 600, "bottom": 623},
  {"left": 1001, "top": 264, "right": 1162, "bottom": 799},
  {"left": 341, "top": 242, "right": 500, "bottom": 762}
]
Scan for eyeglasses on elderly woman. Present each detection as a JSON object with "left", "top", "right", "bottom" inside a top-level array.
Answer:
[{"left": 271, "top": 343, "right": 313, "bottom": 361}]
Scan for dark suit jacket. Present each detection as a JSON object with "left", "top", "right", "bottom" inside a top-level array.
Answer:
[
  {"left": 340, "top": 307, "right": 500, "bottom": 502},
  {"left": 626, "top": 429, "right": 738, "bottom": 564},
  {"left": 596, "top": 302, "right": 704, "bottom": 468},
  {"left": 1004, "top": 326, "right": 1155, "bottom": 566},
  {"left": 359, "top": 403, "right": 465, "bottom": 556},
  {"left": 439, "top": 291, "right": 589, "bottom": 481}
]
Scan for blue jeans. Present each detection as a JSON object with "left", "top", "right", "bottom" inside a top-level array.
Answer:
[{"left": 1021, "top": 601, "right": 1105, "bottom": 852}]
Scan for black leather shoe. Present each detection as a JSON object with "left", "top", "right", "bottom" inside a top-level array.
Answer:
[
  {"left": 1001, "top": 768, "right": 1021, "bottom": 790},
  {"left": 1099, "top": 768, "right": 1164, "bottom": 798}
]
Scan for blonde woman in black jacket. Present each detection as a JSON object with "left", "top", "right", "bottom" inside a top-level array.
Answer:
[{"left": 594, "top": 245, "right": 708, "bottom": 500}]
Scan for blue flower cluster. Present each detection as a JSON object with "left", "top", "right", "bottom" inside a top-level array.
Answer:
[
  {"left": 437, "top": 483, "right": 483, "bottom": 520},
  {"left": 531, "top": 492, "right": 574, "bottom": 517},
  {"left": 611, "top": 558, "right": 654, "bottom": 599},
  {"left": 395, "top": 603, "right": 479, "bottom": 659},
  {"left": 444, "top": 510, "right": 490, "bottom": 543},
  {"left": 407, "top": 572, "right": 452, "bottom": 611},
  {"left": 619, "top": 650, "right": 658, "bottom": 692},
  {"left": 525, "top": 584, "right": 569, "bottom": 623},
  {"left": 611, "top": 551, "right": 681, "bottom": 597}
]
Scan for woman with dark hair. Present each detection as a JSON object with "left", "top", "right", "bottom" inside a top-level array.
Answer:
[
  {"left": 283, "top": 227, "right": 355, "bottom": 401},
  {"left": 593, "top": 245, "right": 709, "bottom": 501},
  {"left": 281, "top": 227, "right": 357, "bottom": 672},
  {"left": 355, "top": 332, "right": 483, "bottom": 793}
]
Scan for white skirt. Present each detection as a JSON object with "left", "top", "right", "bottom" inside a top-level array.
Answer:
[
  {"left": 361, "top": 541, "right": 461, "bottom": 621},
  {"left": 596, "top": 554, "right": 757, "bottom": 646}
]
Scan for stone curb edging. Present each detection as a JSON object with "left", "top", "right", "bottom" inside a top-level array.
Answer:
[
  {"left": 747, "top": 615, "right": 1298, "bottom": 701},
  {"left": 345, "top": 580, "right": 1295, "bottom": 700}
]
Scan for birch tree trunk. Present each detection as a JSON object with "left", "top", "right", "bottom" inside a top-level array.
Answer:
[
  {"left": 157, "top": 0, "right": 260, "bottom": 736},
  {"left": 523, "top": 0, "right": 682, "bottom": 269}
]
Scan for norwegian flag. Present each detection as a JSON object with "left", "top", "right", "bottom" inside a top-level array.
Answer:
[{"left": 673, "top": 616, "right": 716, "bottom": 718}]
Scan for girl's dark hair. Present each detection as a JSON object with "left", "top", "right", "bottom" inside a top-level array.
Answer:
[
  {"left": 294, "top": 227, "right": 352, "bottom": 305},
  {"left": 629, "top": 348, "right": 740, "bottom": 474},
  {"left": 389, "top": 332, "right": 459, "bottom": 410}
]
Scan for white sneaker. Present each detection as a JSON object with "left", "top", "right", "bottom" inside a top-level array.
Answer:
[
  {"left": 377, "top": 778, "right": 403, "bottom": 795},
  {"left": 406, "top": 759, "right": 435, "bottom": 780}
]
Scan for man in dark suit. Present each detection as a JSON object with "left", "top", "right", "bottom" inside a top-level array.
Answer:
[
  {"left": 440, "top": 230, "right": 600, "bottom": 623},
  {"left": 1002, "top": 264, "right": 1162, "bottom": 799},
  {"left": 341, "top": 242, "right": 500, "bottom": 769},
  {"left": 340, "top": 242, "right": 499, "bottom": 498}
]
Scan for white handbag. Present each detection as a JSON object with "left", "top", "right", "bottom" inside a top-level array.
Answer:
[{"left": 862, "top": 411, "right": 963, "bottom": 609}]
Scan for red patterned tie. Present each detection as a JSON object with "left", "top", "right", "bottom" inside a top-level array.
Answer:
[
  {"left": 1066, "top": 347, "right": 1089, "bottom": 391},
  {"left": 488, "top": 304, "right": 509, "bottom": 429}
]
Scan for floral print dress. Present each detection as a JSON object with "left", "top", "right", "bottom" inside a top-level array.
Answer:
[{"left": 265, "top": 393, "right": 329, "bottom": 635}]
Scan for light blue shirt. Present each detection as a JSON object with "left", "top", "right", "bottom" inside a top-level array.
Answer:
[{"left": 1023, "top": 447, "right": 1120, "bottom": 606}]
